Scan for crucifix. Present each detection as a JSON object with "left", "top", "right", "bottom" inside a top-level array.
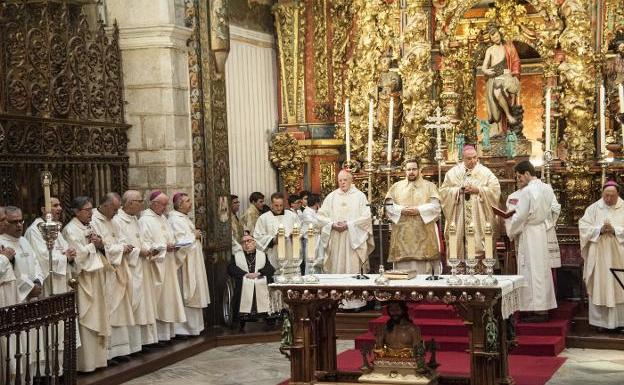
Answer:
[{"left": 424, "top": 106, "right": 454, "bottom": 186}]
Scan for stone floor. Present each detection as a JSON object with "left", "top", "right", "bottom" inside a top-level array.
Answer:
[{"left": 122, "top": 341, "right": 623, "bottom": 385}]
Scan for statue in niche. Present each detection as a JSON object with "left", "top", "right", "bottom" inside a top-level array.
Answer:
[
  {"left": 481, "top": 24, "right": 522, "bottom": 138},
  {"left": 455, "top": 133, "right": 465, "bottom": 160},
  {"left": 607, "top": 37, "right": 624, "bottom": 127},
  {"left": 505, "top": 130, "right": 517, "bottom": 159},
  {"left": 479, "top": 119, "right": 491, "bottom": 151},
  {"left": 377, "top": 50, "right": 403, "bottom": 138}
]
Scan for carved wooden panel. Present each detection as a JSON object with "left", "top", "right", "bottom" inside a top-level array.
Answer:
[{"left": 0, "top": 0, "right": 129, "bottom": 220}]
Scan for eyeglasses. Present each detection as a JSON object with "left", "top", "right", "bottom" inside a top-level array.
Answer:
[
  {"left": 6, "top": 219, "right": 24, "bottom": 225},
  {"left": 78, "top": 207, "right": 93, "bottom": 212}
]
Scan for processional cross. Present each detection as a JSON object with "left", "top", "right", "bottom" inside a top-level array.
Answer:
[{"left": 424, "top": 106, "right": 454, "bottom": 186}]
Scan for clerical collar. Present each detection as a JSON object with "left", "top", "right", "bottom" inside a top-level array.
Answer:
[{"left": 271, "top": 210, "right": 284, "bottom": 216}]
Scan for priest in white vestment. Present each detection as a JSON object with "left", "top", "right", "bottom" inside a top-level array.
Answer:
[
  {"left": 301, "top": 194, "right": 323, "bottom": 273},
  {"left": 579, "top": 181, "right": 624, "bottom": 329},
  {"left": 440, "top": 145, "right": 500, "bottom": 260},
  {"left": 227, "top": 233, "right": 275, "bottom": 331},
  {"left": 386, "top": 160, "right": 442, "bottom": 275},
  {"left": 254, "top": 192, "right": 302, "bottom": 276},
  {"left": 91, "top": 193, "right": 136, "bottom": 358},
  {"left": 113, "top": 190, "right": 158, "bottom": 347},
  {"left": 138, "top": 191, "right": 186, "bottom": 341},
  {"left": 62, "top": 197, "right": 109, "bottom": 372},
  {"left": 169, "top": 192, "right": 211, "bottom": 336},
  {"left": 0, "top": 207, "right": 17, "bottom": 307},
  {"left": 504, "top": 161, "right": 557, "bottom": 319}
]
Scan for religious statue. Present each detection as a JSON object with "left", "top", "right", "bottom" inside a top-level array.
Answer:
[
  {"left": 607, "top": 37, "right": 624, "bottom": 127},
  {"left": 377, "top": 50, "right": 403, "bottom": 137},
  {"left": 359, "top": 301, "right": 438, "bottom": 384},
  {"left": 455, "top": 133, "right": 465, "bottom": 160},
  {"left": 479, "top": 119, "right": 491, "bottom": 151},
  {"left": 482, "top": 24, "right": 521, "bottom": 137},
  {"left": 505, "top": 130, "right": 517, "bottom": 159}
]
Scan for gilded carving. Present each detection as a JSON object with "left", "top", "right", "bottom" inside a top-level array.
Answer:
[
  {"left": 313, "top": 0, "right": 329, "bottom": 114},
  {"left": 273, "top": 0, "right": 306, "bottom": 124},
  {"left": 269, "top": 132, "right": 306, "bottom": 194},
  {"left": 329, "top": 0, "right": 353, "bottom": 118},
  {"left": 319, "top": 160, "right": 336, "bottom": 197}
]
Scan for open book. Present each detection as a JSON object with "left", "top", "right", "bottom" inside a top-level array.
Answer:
[{"left": 491, "top": 206, "right": 515, "bottom": 219}]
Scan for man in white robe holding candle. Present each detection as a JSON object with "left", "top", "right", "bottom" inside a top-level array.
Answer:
[
  {"left": 504, "top": 161, "right": 557, "bottom": 321},
  {"left": 579, "top": 181, "right": 624, "bottom": 330},
  {"left": 169, "top": 192, "right": 211, "bottom": 336},
  {"left": 138, "top": 191, "right": 186, "bottom": 341},
  {"left": 91, "top": 193, "right": 136, "bottom": 358},
  {"left": 301, "top": 193, "right": 323, "bottom": 273},
  {"left": 440, "top": 145, "right": 500, "bottom": 261},
  {"left": 112, "top": 190, "right": 158, "bottom": 348},
  {"left": 62, "top": 196, "right": 109, "bottom": 372},
  {"left": 385, "top": 160, "right": 442, "bottom": 275}
]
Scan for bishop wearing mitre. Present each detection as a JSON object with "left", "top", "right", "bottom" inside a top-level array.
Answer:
[
  {"left": 579, "top": 181, "right": 624, "bottom": 330},
  {"left": 112, "top": 190, "right": 159, "bottom": 346},
  {"left": 62, "top": 197, "right": 109, "bottom": 372},
  {"left": 168, "top": 192, "right": 211, "bottom": 336},
  {"left": 254, "top": 192, "right": 302, "bottom": 276},
  {"left": 386, "top": 160, "right": 442, "bottom": 274},
  {"left": 138, "top": 191, "right": 186, "bottom": 341},
  {"left": 440, "top": 145, "right": 500, "bottom": 260},
  {"left": 91, "top": 193, "right": 136, "bottom": 358}
]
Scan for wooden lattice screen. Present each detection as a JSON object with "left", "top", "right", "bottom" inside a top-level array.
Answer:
[{"left": 0, "top": 0, "right": 129, "bottom": 221}]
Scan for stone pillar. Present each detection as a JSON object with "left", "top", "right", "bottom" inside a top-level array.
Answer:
[{"left": 105, "top": 0, "right": 193, "bottom": 199}]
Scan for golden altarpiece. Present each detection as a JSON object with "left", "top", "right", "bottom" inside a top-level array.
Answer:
[{"left": 269, "top": 0, "right": 624, "bottom": 281}]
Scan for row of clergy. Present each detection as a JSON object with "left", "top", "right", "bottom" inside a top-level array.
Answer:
[
  {"left": 240, "top": 145, "right": 624, "bottom": 329},
  {"left": 0, "top": 190, "right": 210, "bottom": 374}
]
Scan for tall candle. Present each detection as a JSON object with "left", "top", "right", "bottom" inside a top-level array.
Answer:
[
  {"left": 43, "top": 173, "right": 51, "bottom": 214},
  {"left": 387, "top": 96, "right": 394, "bottom": 165},
  {"left": 306, "top": 226, "right": 316, "bottom": 263},
  {"left": 600, "top": 83, "right": 606, "bottom": 157},
  {"left": 367, "top": 98, "right": 374, "bottom": 162},
  {"left": 277, "top": 224, "right": 286, "bottom": 261},
  {"left": 545, "top": 87, "right": 551, "bottom": 152},
  {"left": 345, "top": 98, "right": 351, "bottom": 165},
  {"left": 292, "top": 224, "right": 301, "bottom": 261},
  {"left": 484, "top": 222, "right": 494, "bottom": 260},
  {"left": 449, "top": 222, "right": 458, "bottom": 260},
  {"left": 466, "top": 223, "right": 476, "bottom": 260}
]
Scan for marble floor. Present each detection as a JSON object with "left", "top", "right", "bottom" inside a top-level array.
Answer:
[{"left": 122, "top": 341, "right": 624, "bottom": 385}]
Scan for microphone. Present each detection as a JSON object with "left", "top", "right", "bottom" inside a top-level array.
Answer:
[
  {"left": 353, "top": 258, "right": 370, "bottom": 280},
  {"left": 425, "top": 260, "right": 442, "bottom": 280}
]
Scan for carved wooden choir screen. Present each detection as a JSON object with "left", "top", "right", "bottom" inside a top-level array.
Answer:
[{"left": 0, "top": 0, "right": 129, "bottom": 220}]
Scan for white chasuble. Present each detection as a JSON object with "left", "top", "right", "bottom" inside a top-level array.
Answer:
[
  {"left": 62, "top": 217, "right": 109, "bottom": 372},
  {"left": 169, "top": 210, "right": 210, "bottom": 335},
  {"left": 505, "top": 179, "right": 557, "bottom": 312},
  {"left": 254, "top": 210, "right": 301, "bottom": 276},
  {"left": 138, "top": 209, "right": 186, "bottom": 340},
  {"left": 0, "top": 234, "right": 44, "bottom": 303},
  {"left": 234, "top": 250, "right": 271, "bottom": 314},
  {"left": 25, "top": 218, "right": 72, "bottom": 295},
  {"left": 0, "top": 253, "right": 17, "bottom": 307},
  {"left": 579, "top": 198, "right": 624, "bottom": 328},
  {"left": 440, "top": 162, "right": 500, "bottom": 258},
  {"left": 317, "top": 186, "right": 374, "bottom": 274}
]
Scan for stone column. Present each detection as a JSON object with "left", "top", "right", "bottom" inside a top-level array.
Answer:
[{"left": 105, "top": 0, "right": 194, "bottom": 199}]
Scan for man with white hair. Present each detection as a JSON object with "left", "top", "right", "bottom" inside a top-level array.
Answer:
[
  {"left": 579, "top": 181, "right": 624, "bottom": 330},
  {"left": 112, "top": 190, "right": 158, "bottom": 347},
  {"left": 138, "top": 191, "right": 186, "bottom": 341},
  {"left": 440, "top": 145, "right": 500, "bottom": 260}
]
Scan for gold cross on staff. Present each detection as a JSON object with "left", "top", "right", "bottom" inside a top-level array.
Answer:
[{"left": 424, "top": 106, "right": 454, "bottom": 186}]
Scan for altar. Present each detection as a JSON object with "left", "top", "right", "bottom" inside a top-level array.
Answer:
[{"left": 271, "top": 274, "right": 525, "bottom": 385}]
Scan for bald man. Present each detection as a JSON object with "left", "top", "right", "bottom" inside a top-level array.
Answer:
[
  {"left": 440, "top": 145, "right": 500, "bottom": 260},
  {"left": 138, "top": 191, "right": 186, "bottom": 341}
]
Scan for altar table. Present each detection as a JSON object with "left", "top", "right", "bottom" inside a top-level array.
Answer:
[{"left": 270, "top": 274, "right": 526, "bottom": 385}]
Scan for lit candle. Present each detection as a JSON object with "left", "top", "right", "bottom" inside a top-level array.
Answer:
[
  {"left": 449, "top": 222, "right": 458, "bottom": 260},
  {"left": 545, "top": 87, "right": 551, "bottom": 152},
  {"left": 485, "top": 222, "right": 494, "bottom": 260},
  {"left": 292, "top": 224, "right": 301, "bottom": 261},
  {"left": 277, "top": 224, "right": 286, "bottom": 261},
  {"left": 466, "top": 223, "right": 476, "bottom": 260},
  {"left": 367, "top": 98, "right": 374, "bottom": 163},
  {"left": 306, "top": 226, "right": 316, "bottom": 263},
  {"left": 600, "top": 83, "right": 606, "bottom": 157},
  {"left": 345, "top": 98, "right": 351, "bottom": 165},
  {"left": 43, "top": 173, "right": 51, "bottom": 215},
  {"left": 387, "top": 96, "right": 394, "bottom": 165}
]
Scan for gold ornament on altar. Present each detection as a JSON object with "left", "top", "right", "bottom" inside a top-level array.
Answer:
[{"left": 269, "top": 132, "right": 306, "bottom": 194}]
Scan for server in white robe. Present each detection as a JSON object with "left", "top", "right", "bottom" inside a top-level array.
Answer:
[
  {"left": 254, "top": 192, "right": 302, "bottom": 276},
  {"left": 62, "top": 197, "right": 109, "bottom": 372},
  {"left": 113, "top": 190, "right": 158, "bottom": 347},
  {"left": 169, "top": 192, "right": 210, "bottom": 336},
  {"left": 91, "top": 193, "right": 136, "bottom": 358},
  {"left": 579, "top": 181, "right": 624, "bottom": 329},
  {"left": 505, "top": 161, "right": 557, "bottom": 318},
  {"left": 301, "top": 194, "right": 323, "bottom": 273},
  {"left": 138, "top": 191, "right": 186, "bottom": 341}
]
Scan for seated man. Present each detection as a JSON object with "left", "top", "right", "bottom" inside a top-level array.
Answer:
[{"left": 227, "top": 232, "right": 275, "bottom": 332}]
